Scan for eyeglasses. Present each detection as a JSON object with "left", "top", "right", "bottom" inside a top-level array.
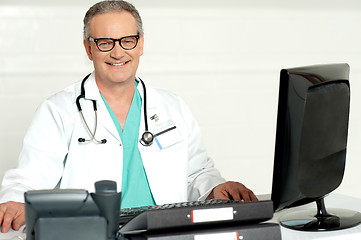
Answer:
[{"left": 89, "top": 35, "right": 140, "bottom": 52}]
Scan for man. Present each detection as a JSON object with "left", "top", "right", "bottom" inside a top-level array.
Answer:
[{"left": 0, "top": 0, "right": 257, "bottom": 233}]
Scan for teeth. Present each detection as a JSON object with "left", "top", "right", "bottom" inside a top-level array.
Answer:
[{"left": 110, "top": 62, "right": 126, "bottom": 66}]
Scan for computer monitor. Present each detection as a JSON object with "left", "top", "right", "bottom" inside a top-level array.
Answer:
[{"left": 270, "top": 63, "right": 361, "bottom": 231}]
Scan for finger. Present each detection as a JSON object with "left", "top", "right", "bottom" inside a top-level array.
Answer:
[
  {"left": 12, "top": 221, "right": 24, "bottom": 231},
  {"left": 239, "top": 188, "right": 251, "bottom": 202},
  {"left": 0, "top": 209, "right": 4, "bottom": 225},
  {"left": 228, "top": 188, "right": 243, "bottom": 201},
  {"left": 1, "top": 214, "right": 13, "bottom": 233},
  {"left": 224, "top": 183, "right": 244, "bottom": 201},
  {"left": 213, "top": 187, "right": 232, "bottom": 200},
  {"left": 218, "top": 189, "right": 232, "bottom": 200},
  {"left": 12, "top": 211, "right": 26, "bottom": 231},
  {"left": 1, "top": 207, "right": 19, "bottom": 233},
  {"left": 249, "top": 190, "right": 259, "bottom": 201},
  {"left": 234, "top": 183, "right": 257, "bottom": 202}
]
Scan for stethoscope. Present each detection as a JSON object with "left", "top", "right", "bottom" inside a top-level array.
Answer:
[{"left": 76, "top": 73, "right": 154, "bottom": 146}]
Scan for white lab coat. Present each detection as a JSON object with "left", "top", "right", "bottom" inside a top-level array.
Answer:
[{"left": 0, "top": 73, "right": 225, "bottom": 205}]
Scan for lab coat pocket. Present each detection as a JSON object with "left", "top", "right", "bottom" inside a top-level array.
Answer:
[{"left": 153, "top": 120, "right": 183, "bottom": 150}]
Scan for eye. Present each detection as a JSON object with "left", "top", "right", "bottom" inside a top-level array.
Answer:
[
  {"left": 98, "top": 39, "right": 113, "bottom": 47},
  {"left": 121, "top": 37, "right": 137, "bottom": 47}
]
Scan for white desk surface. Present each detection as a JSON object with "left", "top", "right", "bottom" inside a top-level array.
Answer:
[{"left": 1, "top": 193, "right": 361, "bottom": 240}]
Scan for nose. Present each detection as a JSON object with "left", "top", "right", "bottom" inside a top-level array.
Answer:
[{"left": 109, "top": 41, "right": 125, "bottom": 59}]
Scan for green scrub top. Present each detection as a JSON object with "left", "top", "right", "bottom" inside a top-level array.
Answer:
[{"left": 100, "top": 82, "right": 155, "bottom": 209}]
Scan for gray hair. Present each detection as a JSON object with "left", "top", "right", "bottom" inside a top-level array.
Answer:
[{"left": 83, "top": 0, "right": 143, "bottom": 41}]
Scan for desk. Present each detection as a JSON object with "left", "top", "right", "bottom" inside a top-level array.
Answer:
[
  {"left": 0, "top": 225, "right": 26, "bottom": 240},
  {"left": 1, "top": 193, "right": 361, "bottom": 240}
]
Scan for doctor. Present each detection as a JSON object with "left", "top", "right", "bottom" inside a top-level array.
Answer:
[{"left": 0, "top": 0, "right": 257, "bottom": 233}]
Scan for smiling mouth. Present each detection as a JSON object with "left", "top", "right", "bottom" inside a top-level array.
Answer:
[{"left": 108, "top": 61, "right": 129, "bottom": 66}]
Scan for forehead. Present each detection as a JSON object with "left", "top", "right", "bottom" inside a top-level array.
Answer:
[{"left": 89, "top": 11, "right": 138, "bottom": 37}]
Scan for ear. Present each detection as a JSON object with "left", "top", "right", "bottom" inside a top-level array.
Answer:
[{"left": 83, "top": 40, "right": 93, "bottom": 61}]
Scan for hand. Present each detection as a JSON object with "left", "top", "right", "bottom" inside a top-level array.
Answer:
[
  {"left": 0, "top": 201, "right": 25, "bottom": 233},
  {"left": 206, "top": 181, "right": 258, "bottom": 202}
]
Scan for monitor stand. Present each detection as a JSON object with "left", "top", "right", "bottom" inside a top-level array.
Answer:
[{"left": 279, "top": 197, "right": 361, "bottom": 231}]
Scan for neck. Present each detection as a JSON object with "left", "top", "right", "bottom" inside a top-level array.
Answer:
[
  {"left": 96, "top": 76, "right": 137, "bottom": 130},
  {"left": 96, "top": 78, "right": 136, "bottom": 105}
]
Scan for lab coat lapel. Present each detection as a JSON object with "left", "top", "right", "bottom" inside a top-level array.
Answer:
[{"left": 84, "top": 74, "right": 121, "bottom": 142}]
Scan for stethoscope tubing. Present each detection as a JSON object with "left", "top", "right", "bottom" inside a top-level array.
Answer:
[{"left": 76, "top": 73, "right": 153, "bottom": 146}]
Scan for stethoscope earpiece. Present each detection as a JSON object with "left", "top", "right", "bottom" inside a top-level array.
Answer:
[{"left": 77, "top": 74, "right": 153, "bottom": 146}]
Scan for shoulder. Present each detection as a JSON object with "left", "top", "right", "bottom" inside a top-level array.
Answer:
[
  {"left": 45, "top": 81, "right": 81, "bottom": 108},
  {"left": 25, "top": 81, "right": 82, "bottom": 140},
  {"left": 48, "top": 81, "right": 81, "bottom": 104},
  {"left": 35, "top": 81, "right": 81, "bottom": 119}
]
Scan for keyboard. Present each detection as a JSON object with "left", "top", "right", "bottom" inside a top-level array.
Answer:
[{"left": 119, "top": 199, "right": 274, "bottom": 233}]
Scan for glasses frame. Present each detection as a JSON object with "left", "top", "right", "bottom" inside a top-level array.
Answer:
[{"left": 89, "top": 34, "right": 140, "bottom": 52}]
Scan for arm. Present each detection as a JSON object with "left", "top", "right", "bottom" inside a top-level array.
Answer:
[
  {"left": 177, "top": 97, "right": 225, "bottom": 200},
  {"left": 0, "top": 100, "right": 70, "bottom": 201},
  {"left": 178, "top": 97, "right": 257, "bottom": 202},
  {"left": 0, "top": 95, "right": 73, "bottom": 232}
]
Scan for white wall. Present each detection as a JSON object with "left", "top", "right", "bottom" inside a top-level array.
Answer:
[{"left": 0, "top": 0, "right": 361, "bottom": 198}]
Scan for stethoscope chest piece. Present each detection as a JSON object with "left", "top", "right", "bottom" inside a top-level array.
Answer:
[{"left": 140, "top": 131, "right": 154, "bottom": 146}]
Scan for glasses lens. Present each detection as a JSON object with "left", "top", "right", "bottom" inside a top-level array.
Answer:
[
  {"left": 121, "top": 36, "right": 138, "bottom": 50},
  {"left": 96, "top": 39, "right": 114, "bottom": 51}
]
